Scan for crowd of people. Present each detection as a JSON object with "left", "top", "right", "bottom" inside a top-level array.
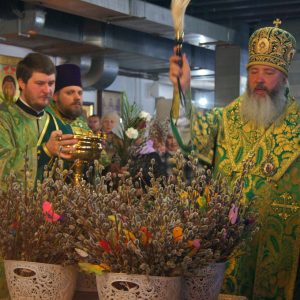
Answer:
[{"left": 0, "top": 20, "right": 299, "bottom": 300}]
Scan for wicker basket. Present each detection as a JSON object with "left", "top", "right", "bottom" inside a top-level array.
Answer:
[
  {"left": 4, "top": 260, "right": 77, "bottom": 300},
  {"left": 182, "top": 263, "right": 226, "bottom": 300},
  {"left": 96, "top": 272, "right": 181, "bottom": 300}
]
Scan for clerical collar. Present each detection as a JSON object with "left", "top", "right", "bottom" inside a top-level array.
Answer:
[{"left": 16, "top": 98, "right": 45, "bottom": 118}]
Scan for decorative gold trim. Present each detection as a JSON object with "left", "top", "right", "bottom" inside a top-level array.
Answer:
[
  {"left": 42, "top": 143, "right": 52, "bottom": 158},
  {"left": 52, "top": 112, "right": 59, "bottom": 130},
  {"left": 271, "top": 203, "right": 299, "bottom": 210},
  {"left": 37, "top": 113, "right": 50, "bottom": 146}
]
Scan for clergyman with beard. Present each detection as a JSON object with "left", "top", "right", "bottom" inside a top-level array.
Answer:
[
  {"left": 169, "top": 21, "right": 299, "bottom": 300},
  {"left": 47, "top": 64, "right": 110, "bottom": 171},
  {"left": 47, "top": 63, "right": 91, "bottom": 135}
]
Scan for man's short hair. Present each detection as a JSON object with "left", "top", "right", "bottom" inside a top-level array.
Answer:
[
  {"left": 16, "top": 53, "right": 56, "bottom": 84},
  {"left": 88, "top": 114, "right": 100, "bottom": 120}
]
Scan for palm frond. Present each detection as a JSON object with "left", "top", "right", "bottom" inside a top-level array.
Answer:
[{"left": 120, "top": 92, "right": 142, "bottom": 130}]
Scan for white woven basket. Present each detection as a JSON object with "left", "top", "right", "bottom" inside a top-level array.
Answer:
[
  {"left": 4, "top": 260, "right": 77, "bottom": 300},
  {"left": 182, "top": 263, "right": 226, "bottom": 300},
  {"left": 96, "top": 272, "right": 181, "bottom": 300}
]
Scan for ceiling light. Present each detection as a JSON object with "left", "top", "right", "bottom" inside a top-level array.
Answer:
[{"left": 198, "top": 97, "right": 208, "bottom": 107}]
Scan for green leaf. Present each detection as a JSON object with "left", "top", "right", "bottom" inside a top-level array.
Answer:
[
  {"left": 256, "top": 147, "right": 263, "bottom": 165},
  {"left": 234, "top": 147, "right": 243, "bottom": 163},
  {"left": 270, "top": 235, "right": 280, "bottom": 253}
]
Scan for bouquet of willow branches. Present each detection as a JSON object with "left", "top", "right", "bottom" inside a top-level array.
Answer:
[
  {"left": 65, "top": 152, "right": 258, "bottom": 276},
  {"left": 0, "top": 160, "right": 79, "bottom": 265}
]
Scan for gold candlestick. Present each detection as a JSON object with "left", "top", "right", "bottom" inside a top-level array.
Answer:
[{"left": 71, "top": 133, "right": 106, "bottom": 184}]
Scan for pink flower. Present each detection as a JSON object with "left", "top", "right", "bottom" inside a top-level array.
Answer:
[
  {"left": 229, "top": 204, "right": 239, "bottom": 224},
  {"left": 43, "top": 201, "right": 62, "bottom": 222},
  {"left": 188, "top": 239, "right": 201, "bottom": 249}
]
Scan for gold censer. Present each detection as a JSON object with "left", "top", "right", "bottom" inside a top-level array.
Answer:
[{"left": 71, "top": 133, "right": 106, "bottom": 184}]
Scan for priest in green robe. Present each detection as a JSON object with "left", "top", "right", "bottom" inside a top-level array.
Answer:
[
  {"left": 46, "top": 64, "right": 91, "bottom": 135},
  {"left": 169, "top": 21, "right": 300, "bottom": 300},
  {"left": 0, "top": 54, "right": 78, "bottom": 190},
  {"left": 46, "top": 63, "right": 110, "bottom": 167}
]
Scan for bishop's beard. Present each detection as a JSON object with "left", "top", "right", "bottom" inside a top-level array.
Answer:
[{"left": 241, "top": 81, "right": 288, "bottom": 129}]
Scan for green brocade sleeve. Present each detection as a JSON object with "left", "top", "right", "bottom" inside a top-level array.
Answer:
[
  {"left": 0, "top": 120, "right": 38, "bottom": 190},
  {"left": 192, "top": 107, "right": 223, "bottom": 165},
  {"left": 170, "top": 90, "right": 223, "bottom": 165}
]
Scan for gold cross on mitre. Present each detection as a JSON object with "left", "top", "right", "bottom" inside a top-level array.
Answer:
[{"left": 273, "top": 18, "right": 282, "bottom": 28}]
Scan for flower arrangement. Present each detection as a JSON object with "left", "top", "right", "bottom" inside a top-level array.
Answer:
[
  {"left": 114, "top": 93, "right": 152, "bottom": 167},
  {"left": 0, "top": 147, "right": 257, "bottom": 281},
  {"left": 0, "top": 160, "right": 78, "bottom": 265},
  {"left": 66, "top": 152, "right": 258, "bottom": 277}
]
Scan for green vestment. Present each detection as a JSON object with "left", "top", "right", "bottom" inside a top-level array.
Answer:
[
  {"left": 173, "top": 94, "right": 300, "bottom": 300},
  {"left": 0, "top": 100, "right": 73, "bottom": 297},
  {"left": 0, "top": 100, "right": 73, "bottom": 189},
  {"left": 46, "top": 101, "right": 110, "bottom": 167},
  {"left": 46, "top": 100, "right": 91, "bottom": 135}
]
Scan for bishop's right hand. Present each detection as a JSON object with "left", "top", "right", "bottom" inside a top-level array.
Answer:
[{"left": 169, "top": 47, "right": 191, "bottom": 93}]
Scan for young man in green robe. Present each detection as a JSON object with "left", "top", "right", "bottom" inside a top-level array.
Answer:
[
  {"left": 0, "top": 53, "right": 78, "bottom": 298},
  {"left": 169, "top": 21, "right": 300, "bottom": 300},
  {"left": 0, "top": 54, "right": 79, "bottom": 189}
]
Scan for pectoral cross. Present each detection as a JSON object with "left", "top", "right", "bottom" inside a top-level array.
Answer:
[
  {"left": 273, "top": 18, "right": 282, "bottom": 28},
  {"left": 271, "top": 193, "right": 299, "bottom": 220}
]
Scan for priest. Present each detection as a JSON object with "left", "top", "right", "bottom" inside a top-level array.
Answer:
[
  {"left": 0, "top": 53, "right": 78, "bottom": 189},
  {"left": 169, "top": 21, "right": 300, "bottom": 300}
]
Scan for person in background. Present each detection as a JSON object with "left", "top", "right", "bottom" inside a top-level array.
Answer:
[
  {"left": 164, "top": 132, "right": 179, "bottom": 177},
  {"left": 101, "top": 111, "right": 120, "bottom": 134},
  {"left": 169, "top": 21, "right": 299, "bottom": 300},
  {"left": 88, "top": 114, "right": 101, "bottom": 134},
  {"left": 100, "top": 111, "right": 122, "bottom": 171},
  {"left": 165, "top": 132, "right": 178, "bottom": 153},
  {"left": 128, "top": 134, "right": 166, "bottom": 188},
  {"left": 153, "top": 138, "right": 166, "bottom": 155},
  {"left": 0, "top": 52, "right": 77, "bottom": 299}
]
